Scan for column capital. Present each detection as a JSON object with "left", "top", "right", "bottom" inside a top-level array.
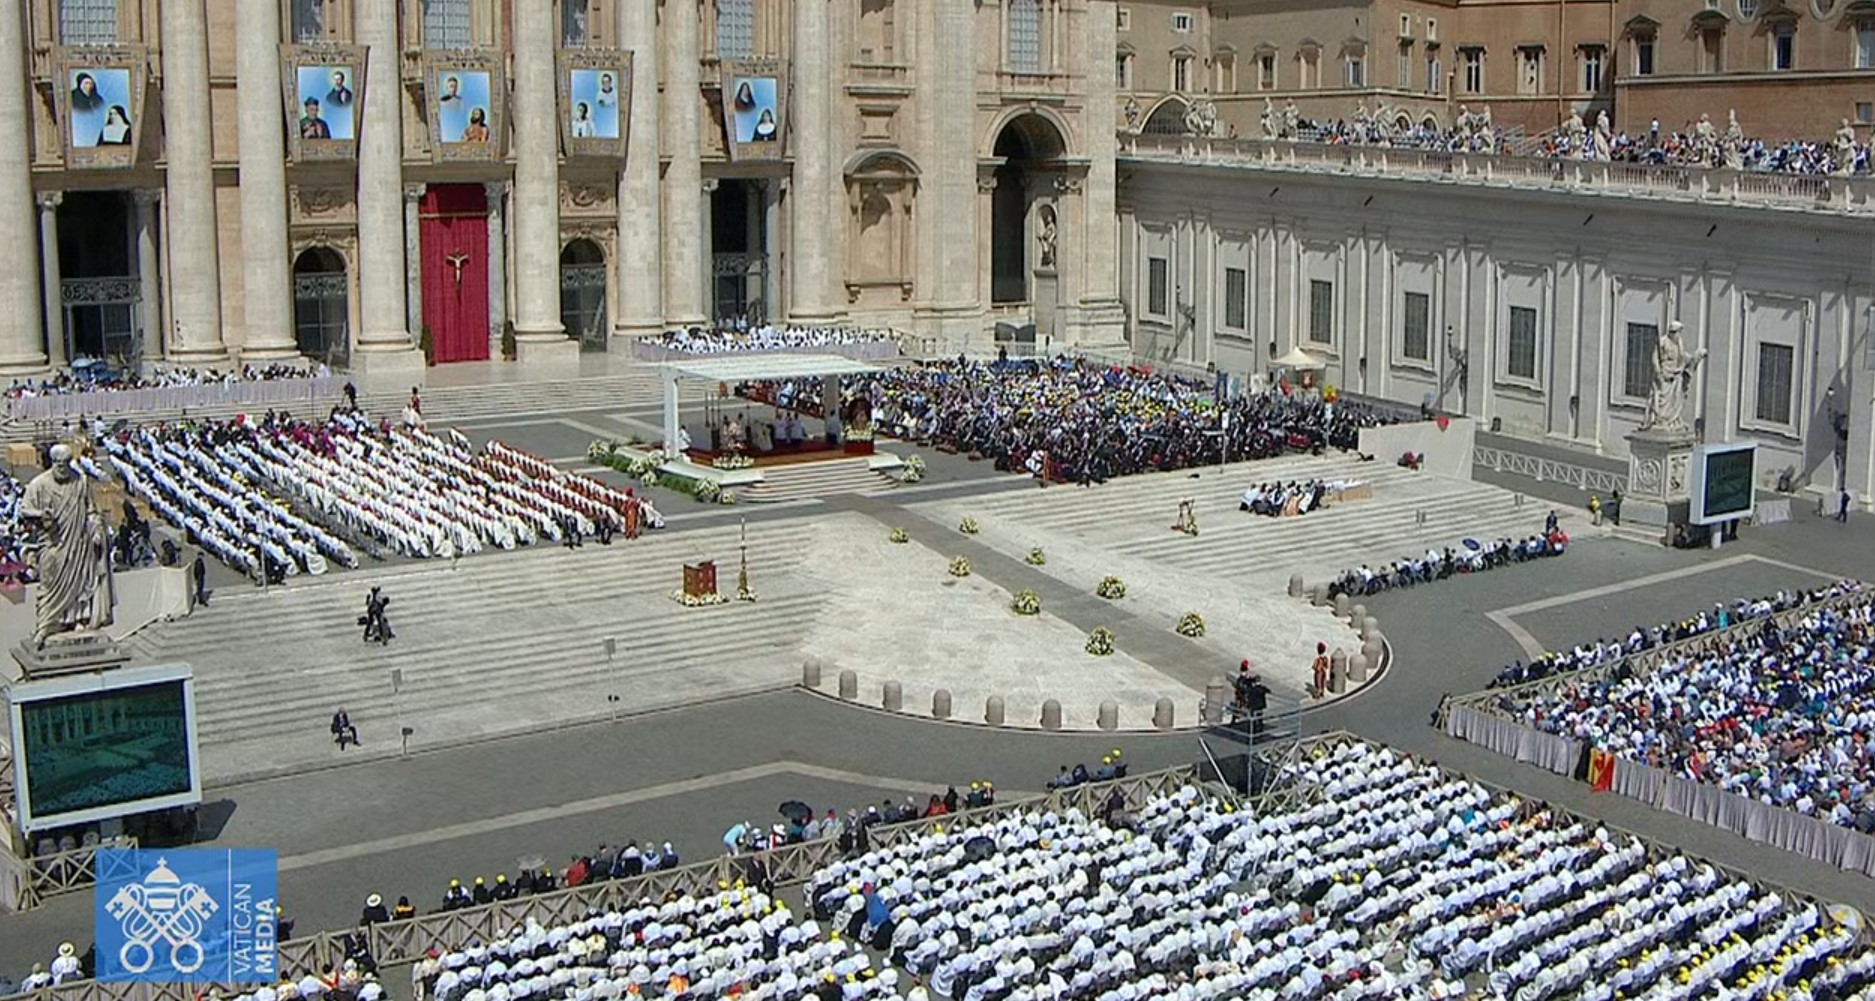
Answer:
[
  {"left": 404, "top": 183, "right": 428, "bottom": 204},
  {"left": 977, "top": 177, "right": 998, "bottom": 193},
  {"left": 36, "top": 190, "right": 62, "bottom": 212},
  {"left": 132, "top": 188, "right": 162, "bottom": 208},
  {"left": 483, "top": 180, "right": 507, "bottom": 202},
  {"left": 702, "top": 178, "right": 720, "bottom": 193}
]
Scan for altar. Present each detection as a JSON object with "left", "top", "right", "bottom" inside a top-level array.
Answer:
[{"left": 655, "top": 353, "right": 904, "bottom": 467}]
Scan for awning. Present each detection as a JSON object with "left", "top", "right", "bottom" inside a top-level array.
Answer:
[
  {"left": 1272, "top": 347, "right": 1327, "bottom": 370},
  {"left": 661, "top": 353, "right": 899, "bottom": 383}
]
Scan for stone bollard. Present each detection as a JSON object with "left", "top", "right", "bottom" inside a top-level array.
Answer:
[
  {"left": 1350, "top": 603, "right": 1367, "bottom": 625},
  {"left": 1288, "top": 574, "right": 1305, "bottom": 598},
  {"left": 1311, "top": 584, "right": 1330, "bottom": 607},
  {"left": 932, "top": 689, "right": 953, "bottom": 719},
  {"left": 1363, "top": 635, "right": 1385, "bottom": 666},
  {"left": 1361, "top": 616, "right": 1380, "bottom": 641},
  {"left": 1098, "top": 700, "right": 1120, "bottom": 731},
  {"left": 985, "top": 696, "right": 1005, "bottom": 726},
  {"left": 1041, "top": 699, "right": 1063, "bottom": 731},
  {"left": 1329, "top": 655, "right": 1348, "bottom": 694},
  {"left": 838, "top": 669, "right": 858, "bottom": 700},
  {"left": 1153, "top": 698, "right": 1176, "bottom": 730},
  {"left": 882, "top": 681, "right": 903, "bottom": 712},
  {"left": 802, "top": 658, "right": 823, "bottom": 688},
  {"left": 1348, "top": 652, "right": 1369, "bottom": 684},
  {"left": 1203, "top": 677, "right": 1230, "bottom": 724},
  {"left": 1334, "top": 593, "right": 1351, "bottom": 619}
]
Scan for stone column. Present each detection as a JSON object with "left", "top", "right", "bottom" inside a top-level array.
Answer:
[
  {"left": 701, "top": 177, "right": 717, "bottom": 321},
  {"left": 353, "top": 0, "right": 422, "bottom": 380},
  {"left": 37, "top": 193, "right": 64, "bottom": 369},
  {"left": 511, "top": 0, "right": 573, "bottom": 364},
  {"left": 235, "top": 0, "right": 297, "bottom": 359},
  {"left": 134, "top": 191, "right": 163, "bottom": 361},
  {"left": 614, "top": 0, "right": 663, "bottom": 339},
  {"left": 914, "top": 0, "right": 982, "bottom": 346},
  {"left": 787, "top": 0, "right": 840, "bottom": 323},
  {"left": 404, "top": 183, "right": 425, "bottom": 341},
  {"left": 1074, "top": 0, "right": 1125, "bottom": 345},
  {"left": 762, "top": 179, "right": 782, "bottom": 322},
  {"left": 0, "top": 0, "right": 45, "bottom": 373},
  {"left": 661, "top": 0, "right": 705, "bottom": 327},
  {"left": 161, "top": 0, "right": 226, "bottom": 361},
  {"left": 485, "top": 182, "right": 508, "bottom": 358}
]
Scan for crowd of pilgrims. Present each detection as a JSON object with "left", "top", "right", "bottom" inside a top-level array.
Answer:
[
  {"left": 1326, "top": 515, "right": 1570, "bottom": 600},
  {"left": 653, "top": 325, "right": 898, "bottom": 356},
  {"left": 3, "top": 362, "right": 328, "bottom": 399},
  {"left": 1487, "top": 582, "right": 1864, "bottom": 689},
  {"left": 0, "top": 471, "right": 33, "bottom": 586},
  {"left": 747, "top": 359, "right": 1393, "bottom": 485},
  {"left": 1494, "top": 582, "right": 1875, "bottom": 830},
  {"left": 96, "top": 410, "right": 662, "bottom": 579},
  {"left": 1238, "top": 480, "right": 1364, "bottom": 518}
]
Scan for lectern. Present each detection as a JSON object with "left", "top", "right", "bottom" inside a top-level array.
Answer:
[{"left": 683, "top": 561, "right": 718, "bottom": 599}]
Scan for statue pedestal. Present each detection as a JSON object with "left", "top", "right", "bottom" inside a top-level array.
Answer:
[
  {"left": 1624, "top": 428, "right": 1700, "bottom": 529},
  {"left": 12, "top": 632, "right": 129, "bottom": 680}
]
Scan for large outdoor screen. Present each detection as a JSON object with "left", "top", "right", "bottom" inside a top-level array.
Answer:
[
  {"left": 6, "top": 665, "right": 201, "bottom": 832},
  {"left": 1689, "top": 441, "right": 1759, "bottom": 526}
]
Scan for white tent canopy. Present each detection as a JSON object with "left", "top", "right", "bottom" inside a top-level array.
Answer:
[
  {"left": 1272, "top": 347, "right": 1327, "bottom": 370},
  {"left": 658, "top": 353, "right": 899, "bottom": 454}
]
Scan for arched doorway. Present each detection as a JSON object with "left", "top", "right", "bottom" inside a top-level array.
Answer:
[
  {"left": 1141, "top": 98, "right": 1190, "bottom": 137},
  {"left": 989, "top": 113, "right": 1067, "bottom": 308},
  {"left": 560, "top": 239, "right": 608, "bottom": 352},
  {"left": 293, "top": 247, "right": 350, "bottom": 367}
]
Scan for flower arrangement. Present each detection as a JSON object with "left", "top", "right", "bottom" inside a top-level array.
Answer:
[
  {"left": 641, "top": 471, "right": 660, "bottom": 489},
  {"left": 949, "top": 556, "right": 972, "bottom": 578},
  {"left": 846, "top": 427, "right": 876, "bottom": 443},
  {"left": 1011, "top": 590, "right": 1042, "bottom": 616},
  {"left": 1025, "top": 548, "right": 1047, "bottom": 566},
  {"left": 1085, "top": 627, "right": 1117, "bottom": 656},
  {"left": 902, "top": 455, "right": 927, "bottom": 483},
  {"left": 694, "top": 479, "right": 722, "bottom": 503},
  {"left": 671, "top": 590, "right": 731, "bottom": 608},
  {"left": 712, "top": 453, "right": 755, "bottom": 470},
  {"left": 959, "top": 517, "right": 980, "bottom": 535},
  {"left": 1096, "top": 576, "right": 1128, "bottom": 600},
  {"left": 889, "top": 528, "right": 909, "bottom": 544},
  {"left": 587, "top": 440, "right": 619, "bottom": 462},
  {"left": 717, "top": 490, "right": 739, "bottom": 505},
  {"left": 1175, "top": 612, "right": 1206, "bottom": 638}
]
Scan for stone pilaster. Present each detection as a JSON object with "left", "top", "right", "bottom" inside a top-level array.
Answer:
[
  {"left": 661, "top": 0, "right": 705, "bottom": 328},
  {"left": 37, "top": 193, "right": 64, "bottom": 369},
  {"left": 1070, "top": 0, "right": 1126, "bottom": 345},
  {"left": 512, "top": 0, "right": 574, "bottom": 364},
  {"left": 485, "top": 182, "right": 508, "bottom": 358},
  {"left": 788, "top": 0, "right": 840, "bottom": 323},
  {"left": 614, "top": 0, "right": 663, "bottom": 338},
  {"left": 352, "top": 0, "right": 422, "bottom": 381},
  {"left": 0, "top": 0, "right": 45, "bottom": 374},
  {"left": 914, "top": 0, "right": 984, "bottom": 347},
  {"left": 160, "top": 0, "right": 226, "bottom": 361},
  {"left": 404, "top": 183, "right": 425, "bottom": 341},
  {"left": 134, "top": 191, "right": 163, "bottom": 361},
  {"left": 235, "top": 0, "right": 297, "bottom": 359}
]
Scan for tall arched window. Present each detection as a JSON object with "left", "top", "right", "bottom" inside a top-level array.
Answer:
[
  {"left": 58, "top": 0, "right": 118, "bottom": 45},
  {"left": 1007, "top": 0, "right": 1042, "bottom": 73},
  {"left": 717, "top": 0, "right": 755, "bottom": 58},
  {"left": 562, "top": 0, "right": 591, "bottom": 46},
  {"left": 424, "top": 0, "right": 474, "bottom": 50}
]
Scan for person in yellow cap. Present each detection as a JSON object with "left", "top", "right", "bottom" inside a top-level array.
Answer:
[
  {"left": 471, "top": 875, "right": 492, "bottom": 905},
  {"left": 441, "top": 879, "right": 471, "bottom": 911}
]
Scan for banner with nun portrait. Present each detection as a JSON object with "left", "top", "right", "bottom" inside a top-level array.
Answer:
[
  {"left": 281, "top": 43, "right": 368, "bottom": 162},
  {"left": 557, "top": 48, "right": 631, "bottom": 161},
  {"left": 719, "top": 59, "right": 787, "bottom": 162},
  {"left": 55, "top": 46, "right": 148, "bottom": 170}
]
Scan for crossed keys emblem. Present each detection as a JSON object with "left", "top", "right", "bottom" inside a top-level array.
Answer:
[{"left": 103, "top": 858, "right": 219, "bottom": 974}]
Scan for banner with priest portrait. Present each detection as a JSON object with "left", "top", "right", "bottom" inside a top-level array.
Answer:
[
  {"left": 56, "top": 46, "right": 148, "bottom": 170},
  {"left": 558, "top": 48, "right": 632, "bottom": 160},
  {"left": 720, "top": 59, "right": 786, "bottom": 162},
  {"left": 425, "top": 52, "right": 506, "bottom": 163},
  {"left": 282, "top": 44, "right": 368, "bottom": 162}
]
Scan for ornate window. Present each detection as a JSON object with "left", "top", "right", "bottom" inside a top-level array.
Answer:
[
  {"left": 1857, "top": 22, "right": 1875, "bottom": 67},
  {"left": 1623, "top": 323, "right": 1658, "bottom": 400},
  {"left": 1461, "top": 47, "right": 1484, "bottom": 92},
  {"left": 58, "top": 0, "right": 118, "bottom": 45},
  {"left": 1579, "top": 45, "right": 1604, "bottom": 91},
  {"left": 1147, "top": 258, "right": 1169, "bottom": 317},
  {"left": 1771, "top": 21, "right": 1795, "bottom": 68},
  {"left": 1008, "top": 0, "right": 1043, "bottom": 73},
  {"left": 1507, "top": 305, "right": 1539, "bottom": 380},
  {"left": 1223, "top": 268, "right": 1248, "bottom": 330},
  {"left": 1755, "top": 343, "right": 1794, "bottom": 424},
  {"left": 716, "top": 0, "right": 755, "bottom": 58},
  {"left": 424, "top": 0, "right": 475, "bottom": 49},
  {"left": 1172, "top": 54, "right": 1192, "bottom": 91},
  {"left": 562, "top": 0, "right": 590, "bottom": 47}
]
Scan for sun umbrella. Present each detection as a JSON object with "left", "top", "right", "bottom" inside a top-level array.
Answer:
[
  {"left": 963, "top": 835, "right": 995, "bottom": 861},
  {"left": 1462, "top": 538, "right": 1481, "bottom": 551},
  {"left": 778, "top": 800, "right": 813, "bottom": 823}
]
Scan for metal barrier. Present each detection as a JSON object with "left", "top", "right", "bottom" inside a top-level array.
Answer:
[
  {"left": 2, "top": 836, "right": 141, "bottom": 913},
  {"left": 1472, "top": 443, "right": 1628, "bottom": 495}
]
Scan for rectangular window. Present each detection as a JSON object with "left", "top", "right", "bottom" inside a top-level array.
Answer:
[
  {"left": 1860, "top": 102, "right": 1874, "bottom": 125},
  {"left": 1117, "top": 7, "right": 1130, "bottom": 31},
  {"left": 1581, "top": 46, "right": 1603, "bottom": 91},
  {"left": 1308, "top": 280, "right": 1335, "bottom": 345},
  {"left": 1224, "top": 267, "right": 1248, "bottom": 330},
  {"left": 1756, "top": 343, "right": 1795, "bottom": 424},
  {"left": 1116, "top": 55, "right": 1130, "bottom": 88},
  {"left": 1172, "top": 12, "right": 1194, "bottom": 32},
  {"left": 1399, "top": 45, "right": 1412, "bottom": 86},
  {"left": 717, "top": 0, "right": 756, "bottom": 58},
  {"left": 1623, "top": 323, "right": 1658, "bottom": 400},
  {"left": 1148, "top": 257, "right": 1169, "bottom": 317},
  {"left": 1507, "top": 305, "right": 1539, "bottom": 380},
  {"left": 1463, "top": 49, "right": 1484, "bottom": 93},
  {"left": 1426, "top": 17, "right": 1438, "bottom": 42},
  {"left": 1008, "top": 0, "right": 1043, "bottom": 72},
  {"left": 1173, "top": 56, "right": 1191, "bottom": 91},
  {"left": 424, "top": 0, "right": 474, "bottom": 49},
  {"left": 1773, "top": 24, "right": 1795, "bottom": 70},
  {"left": 1701, "top": 28, "right": 1723, "bottom": 72},
  {"left": 1859, "top": 25, "right": 1875, "bottom": 68},
  {"left": 1516, "top": 47, "right": 1542, "bottom": 94},
  {"left": 1400, "top": 14, "right": 1412, "bottom": 36},
  {"left": 857, "top": 0, "right": 896, "bottom": 61},
  {"left": 1346, "top": 56, "right": 1364, "bottom": 86},
  {"left": 1403, "top": 292, "right": 1431, "bottom": 361},
  {"left": 1635, "top": 37, "right": 1655, "bottom": 75},
  {"left": 291, "top": 0, "right": 329, "bottom": 42},
  {"left": 1259, "top": 54, "right": 1276, "bottom": 89},
  {"left": 59, "top": 0, "right": 118, "bottom": 45},
  {"left": 1427, "top": 55, "right": 1441, "bottom": 93},
  {"left": 561, "top": 0, "right": 590, "bottom": 47}
]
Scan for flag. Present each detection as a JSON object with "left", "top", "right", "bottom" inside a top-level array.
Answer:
[{"left": 1588, "top": 749, "right": 1616, "bottom": 793}]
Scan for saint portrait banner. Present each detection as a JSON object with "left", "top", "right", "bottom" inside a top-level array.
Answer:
[
  {"left": 558, "top": 49, "right": 632, "bottom": 161},
  {"left": 424, "top": 52, "right": 506, "bottom": 163},
  {"left": 720, "top": 59, "right": 787, "bottom": 163},
  {"left": 282, "top": 44, "right": 368, "bottom": 162},
  {"left": 55, "top": 46, "right": 148, "bottom": 170}
]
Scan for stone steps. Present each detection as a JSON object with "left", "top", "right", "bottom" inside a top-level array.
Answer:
[{"left": 741, "top": 458, "right": 898, "bottom": 504}]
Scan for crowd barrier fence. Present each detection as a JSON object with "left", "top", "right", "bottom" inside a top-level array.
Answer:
[{"left": 5, "top": 379, "right": 346, "bottom": 424}]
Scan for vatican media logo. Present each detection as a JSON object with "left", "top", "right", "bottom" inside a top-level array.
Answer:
[{"left": 95, "top": 849, "right": 279, "bottom": 983}]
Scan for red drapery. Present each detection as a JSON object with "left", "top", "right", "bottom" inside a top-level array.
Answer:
[{"left": 419, "top": 184, "right": 492, "bottom": 364}]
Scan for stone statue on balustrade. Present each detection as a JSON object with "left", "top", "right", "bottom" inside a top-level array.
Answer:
[
  {"left": 1122, "top": 97, "right": 1142, "bottom": 134},
  {"left": 1592, "top": 110, "right": 1612, "bottom": 160},
  {"left": 1639, "top": 320, "right": 1707, "bottom": 437},
  {"left": 1834, "top": 118, "right": 1858, "bottom": 176},
  {"left": 1281, "top": 100, "right": 1300, "bottom": 140},
  {"left": 1723, "top": 110, "right": 1745, "bottom": 170},
  {"left": 1476, "top": 105, "right": 1494, "bottom": 151},
  {"left": 20, "top": 443, "right": 115, "bottom": 649},
  {"left": 1260, "top": 98, "right": 1276, "bottom": 140},
  {"left": 1191, "top": 99, "right": 1219, "bottom": 138},
  {"left": 1693, "top": 114, "right": 1719, "bottom": 167},
  {"left": 1565, "top": 114, "right": 1588, "bottom": 159},
  {"left": 1455, "top": 105, "right": 1474, "bottom": 143}
]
